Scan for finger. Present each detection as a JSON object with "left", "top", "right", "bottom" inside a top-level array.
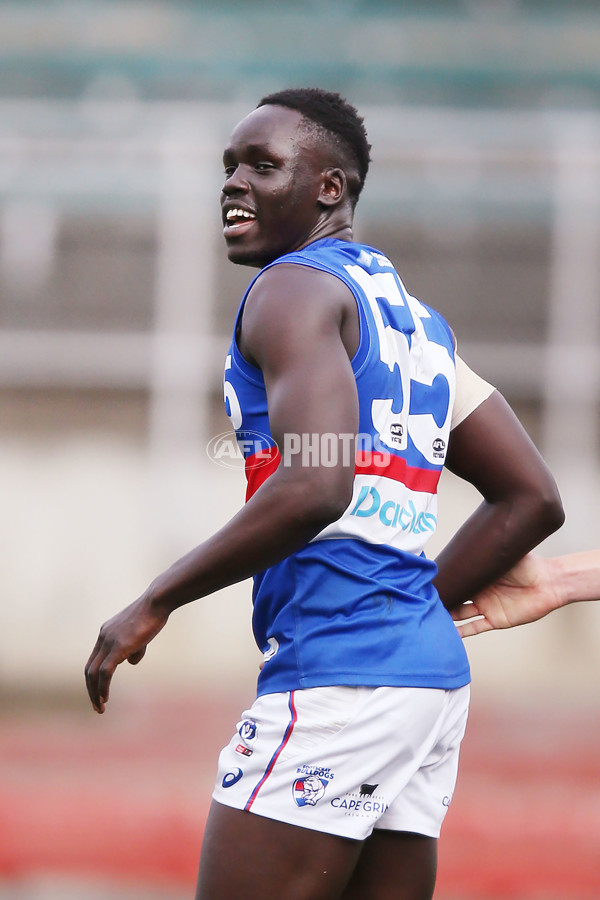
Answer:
[
  {"left": 456, "top": 618, "right": 494, "bottom": 638},
  {"left": 127, "top": 646, "right": 147, "bottom": 665},
  {"left": 86, "top": 636, "right": 127, "bottom": 714},
  {"left": 84, "top": 633, "right": 105, "bottom": 674},
  {"left": 85, "top": 645, "right": 109, "bottom": 714},
  {"left": 96, "top": 649, "right": 125, "bottom": 712},
  {"left": 451, "top": 602, "right": 480, "bottom": 622}
]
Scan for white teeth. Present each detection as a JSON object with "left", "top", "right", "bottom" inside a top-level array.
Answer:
[{"left": 226, "top": 208, "right": 255, "bottom": 222}]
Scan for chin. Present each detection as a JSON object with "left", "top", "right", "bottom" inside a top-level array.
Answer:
[
  {"left": 227, "top": 243, "right": 263, "bottom": 268},
  {"left": 226, "top": 244, "right": 272, "bottom": 269}
]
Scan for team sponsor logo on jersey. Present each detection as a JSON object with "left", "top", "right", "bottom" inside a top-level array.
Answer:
[
  {"left": 350, "top": 485, "right": 437, "bottom": 534},
  {"left": 235, "top": 744, "right": 252, "bottom": 757},
  {"left": 359, "top": 783, "right": 378, "bottom": 795},
  {"left": 330, "top": 783, "right": 389, "bottom": 817},
  {"left": 222, "top": 768, "right": 243, "bottom": 788}
]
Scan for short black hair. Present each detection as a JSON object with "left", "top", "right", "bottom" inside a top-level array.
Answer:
[{"left": 257, "top": 87, "right": 371, "bottom": 203}]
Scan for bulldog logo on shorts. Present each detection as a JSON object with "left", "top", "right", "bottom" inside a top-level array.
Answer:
[{"left": 292, "top": 774, "right": 329, "bottom": 807}]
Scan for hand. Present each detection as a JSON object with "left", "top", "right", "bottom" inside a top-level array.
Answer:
[
  {"left": 85, "top": 595, "right": 169, "bottom": 713},
  {"left": 451, "top": 554, "right": 560, "bottom": 637}
]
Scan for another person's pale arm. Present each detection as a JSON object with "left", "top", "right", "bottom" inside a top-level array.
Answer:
[{"left": 452, "top": 549, "right": 600, "bottom": 637}]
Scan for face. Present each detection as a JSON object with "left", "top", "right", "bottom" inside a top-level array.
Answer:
[{"left": 220, "top": 104, "right": 326, "bottom": 267}]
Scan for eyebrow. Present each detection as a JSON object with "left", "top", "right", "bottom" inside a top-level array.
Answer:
[{"left": 222, "top": 142, "right": 280, "bottom": 163}]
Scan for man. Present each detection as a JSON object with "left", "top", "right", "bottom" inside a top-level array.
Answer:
[
  {"left": 85, "top": 89, "right": 564, "bottom": 900},
  {"left": 452, "top": 549, "right": 600, "bottom": 637}
]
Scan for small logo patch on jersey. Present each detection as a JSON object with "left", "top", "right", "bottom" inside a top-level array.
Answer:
[
  {"left": 235, "top": 744, "right": 252, "bottom": 757},
  {"left": 238, "top": 720, "right": 258, "bottom": 742},
  {"left": 432, "top": 438, "right": 446, "bottom": 459},
  {"left": 222, "top": 768, "right": 243, "bottom": 788},
  {"left": 360, "top": 783, "right": 379, "bottom": 796},
  {"left": 292, "top": 775, "right": 329, "bottom": 807},
  {"left": 390, "top": 423, "right": 404, "bottom": 444},
  {"left": 263, "top": 636, "right": 279, "bottom": 663}
]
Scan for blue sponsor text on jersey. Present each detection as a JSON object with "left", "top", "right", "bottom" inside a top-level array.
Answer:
[{"left": 351, "top": 485, "right": 437, "bottom": 533}]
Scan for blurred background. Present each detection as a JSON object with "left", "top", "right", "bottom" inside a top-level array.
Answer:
[{"left": 0, "top": 0, "right": 599, "bottom": 897}]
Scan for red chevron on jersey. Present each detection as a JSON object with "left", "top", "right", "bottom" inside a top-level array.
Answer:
[
  {"left": 355, "top": 450, "right": 441, "bottom": 494},
  {"left": 245, "top": 446, "right": 440, "bottom": 502},
  {"left": 245, "top": 446, "right": 280, "bottom": 502}
]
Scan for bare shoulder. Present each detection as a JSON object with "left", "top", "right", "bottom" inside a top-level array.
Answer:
[
  {"left": 241, "top": 262, "right": 357, "bottom": 368},
  {"left": 246, "top": 262, "right": 354, "bottom": 321}
]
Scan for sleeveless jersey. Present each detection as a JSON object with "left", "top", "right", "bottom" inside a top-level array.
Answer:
[{"left": 224, "top": 238, "right": 470, "bottom": 696}]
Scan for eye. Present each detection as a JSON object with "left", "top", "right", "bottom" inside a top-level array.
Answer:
[
  {"left": 223, "top": 165, "right": 237, "bottom": 178},
  {"left": 255, "top": 162, "right": 275, "bottom": 172}
]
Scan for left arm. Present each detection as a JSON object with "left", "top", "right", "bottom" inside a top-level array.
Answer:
[{"left": 434, "top": 390, "right": 565, "bottom": 611}]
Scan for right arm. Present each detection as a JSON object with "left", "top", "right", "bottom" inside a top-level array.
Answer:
[{"left": 85, "top": 264, "right": 359, "bottom": 712}]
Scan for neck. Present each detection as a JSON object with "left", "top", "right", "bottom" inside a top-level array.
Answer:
[{"left": 298, "top": 214, "right": 354, "bottom": 251}]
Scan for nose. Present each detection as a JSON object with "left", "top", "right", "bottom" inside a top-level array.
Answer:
[{"left": 222, "top": 166, "right": 250, "bottom": 196}]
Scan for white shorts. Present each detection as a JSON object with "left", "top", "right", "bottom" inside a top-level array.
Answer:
[{"left": 212, "top": 684, "right": 470, "bottom": 841}]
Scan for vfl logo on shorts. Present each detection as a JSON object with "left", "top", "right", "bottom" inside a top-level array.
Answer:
[
  {"left": 238, "top": 720, "right": 257, "bottom": 742},
  {"left": 236, "top": 719, "right": 258, "bottom": 756},
  {"left": 292, "top": 775, "right": 329, "bottom": 807}
]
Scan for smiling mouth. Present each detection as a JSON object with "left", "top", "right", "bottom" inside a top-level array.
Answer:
[{"left": 224, "top": 207, "right": 257, "bottom": 236}]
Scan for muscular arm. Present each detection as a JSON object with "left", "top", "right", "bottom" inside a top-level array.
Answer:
[
  {"left": 434, "top": 390, "right": 565, "bottom": 611},
  {"left": 453, "top": 549, "right": 600, "bottom": 636},
  {"left": 149, "top": 265, "right": 359, "bottom": 604},
  {"left": 85, "top": 265, "right": 358, "bottom": 712}
]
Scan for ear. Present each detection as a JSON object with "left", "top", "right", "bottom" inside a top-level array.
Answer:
[{"left": 318, "top": 167, "right": 346, "bottom": 207}]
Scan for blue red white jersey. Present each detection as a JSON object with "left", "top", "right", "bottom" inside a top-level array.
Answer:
[{"left": 224, "top": 238, "right": 470, "bottom": 696}]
